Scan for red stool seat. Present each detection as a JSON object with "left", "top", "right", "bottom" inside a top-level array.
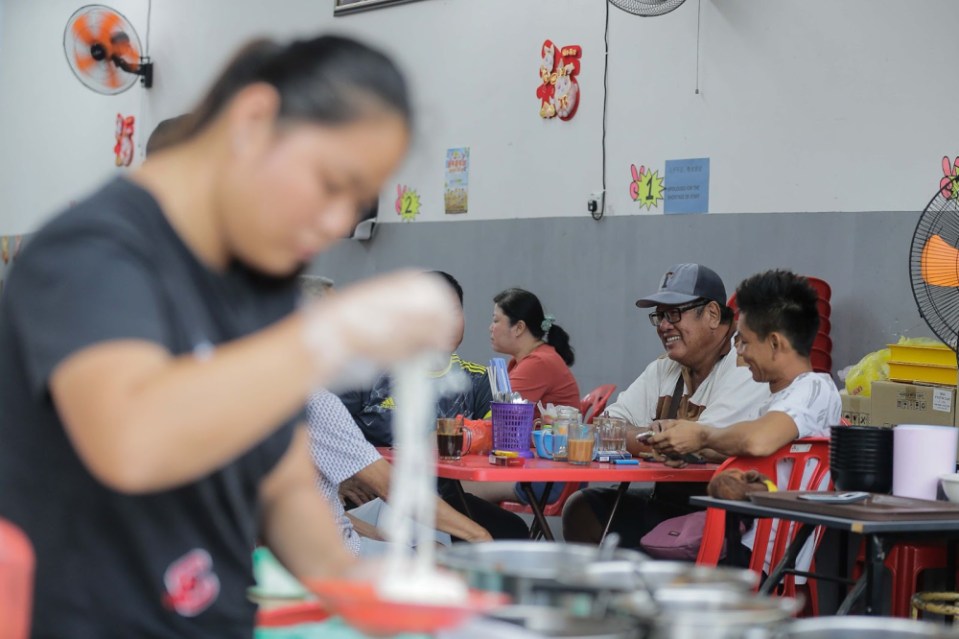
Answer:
[{"left": 853, "top": 541, "right": 949, "bottom": 618}]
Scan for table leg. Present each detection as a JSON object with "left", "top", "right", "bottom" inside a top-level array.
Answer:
[
  {"left": 600, "top": 482, "right": 630, "bottom": 545},
  {"left": 528, "top": 482, "right": 554, "bottom": 541},
  {"left": 838, "top": 575, "right": 867, "bottom": 616},
  {"left": 864, "top": 534, "right": 886, "bottom": 616},
  {"left": 759, "top": 523, "right": 816, "bottom": 596},
  {"left": 837, "top": 530, "right": 850, "bottom": 613},
  {"left": 520, "top": 483, "right": 554, "bottom": 542},
  {"left": 451, "top": 480, "right": 473, "bottom": 521}
]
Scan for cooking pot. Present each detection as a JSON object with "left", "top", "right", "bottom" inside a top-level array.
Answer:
[
  {"left": 783, "top": 616, "right": 959, "bottom": 639},
  {"left": 613, "top": 587, "right": 801, "bottom": 639},
  {"left": 489, "top": 606, "right": 642, "bottom": 639},
  {"left": 437, "top": 541, "right": 647, "bottom": 610}
]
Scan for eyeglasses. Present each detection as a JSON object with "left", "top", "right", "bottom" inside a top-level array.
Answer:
[{"left": 648, "top": 301, "right": 708, "bottom": 327}]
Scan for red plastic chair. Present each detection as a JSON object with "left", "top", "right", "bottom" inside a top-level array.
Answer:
[
  {"left": 580, "top": 384, "right": 617, "bottom": 423},
  {"left": 696, "top": 438, "right": 832, "bottom": 616},
  {"left": 0, "top": 518, "right": 34, "bottom": 639}
]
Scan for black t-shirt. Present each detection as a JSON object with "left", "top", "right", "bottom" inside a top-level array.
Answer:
[{"left": 0, "top": 178, "right": 300, "bottom": 638}]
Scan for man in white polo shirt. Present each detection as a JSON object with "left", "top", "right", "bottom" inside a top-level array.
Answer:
[{"left": 563, "top": 264, "right": 770, "bottom": 546}]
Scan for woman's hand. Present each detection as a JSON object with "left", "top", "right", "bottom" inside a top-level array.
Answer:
[{"left": 304, "top": 271, "right": 461, "bottom": 380}]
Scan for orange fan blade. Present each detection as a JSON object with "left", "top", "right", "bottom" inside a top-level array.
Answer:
[
  {"left": 74, "top": 51, "right": 96, "bottom": 74},
  {"left": 96, "top": 11, "right": 122, "bottom": 43},
  {"left": 71, "top": 14, "right": 97, "bottom": 47},
  {"left": 921, "top": 234, "right": 959, "bottom": 288},
  {"left": 106, "top": 65, "right": 121, "bottom": 89}
]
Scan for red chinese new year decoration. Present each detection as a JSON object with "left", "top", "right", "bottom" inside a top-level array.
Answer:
[
  {"left": 537, "top": 40, "right": 582, "bottom": 121},
  {"left": 115, "top": 114, "right": 135, "bottom": 167}
]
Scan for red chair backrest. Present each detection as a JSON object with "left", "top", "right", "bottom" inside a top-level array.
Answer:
[
  {"left": 0, "top": 519, "right": 34, "bottom": 639},
  {"left": 696, "top": 438, "right": 831, "bottom": 601},
  {"left": 580, "top": 384, "right": 617, "bottom": 423}
]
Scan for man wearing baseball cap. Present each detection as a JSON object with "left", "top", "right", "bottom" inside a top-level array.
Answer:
[{"left": 562, "top": 263, "right": 769, "bottom": 547}]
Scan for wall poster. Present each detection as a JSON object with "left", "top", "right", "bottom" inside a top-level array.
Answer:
[
  {"left": 444, "top": 147, "right": 469, "bottom": 215},
  {"left": 664, "top": 158, "right": 710, "bottom": 214}
]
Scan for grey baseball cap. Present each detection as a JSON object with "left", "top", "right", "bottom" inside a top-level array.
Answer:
[{"left": 636, "top": 264, "right": 727, "bottom": 308}]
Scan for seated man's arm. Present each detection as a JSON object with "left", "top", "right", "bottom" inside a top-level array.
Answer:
[
  {"left": 346, "top": 513, "right": 384, "bottom": 541},
  {"left": 608, "top": 361, "right": 663, "bottom": 456},
  {"left": 338, "top": 476, "right": 378, "bottom": 507},
  {"left": 651, "top": 411, "right": 799, "bottom": 459},
  {"left": 353, "top": 459, "right": 493, "bottom": 543},
  {"left": 698, "top": 448, "right": 728, "bottom": 463},
  {"left": 307, "top": 390, "right": 382, "bottom": 505}
]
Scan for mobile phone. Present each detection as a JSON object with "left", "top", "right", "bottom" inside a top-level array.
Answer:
[
  {"left": 797, "top": 492, "right": 869, "bottom": 504},
  {"left": 635, "top": 430, "right": 655, "bottom": 442}
]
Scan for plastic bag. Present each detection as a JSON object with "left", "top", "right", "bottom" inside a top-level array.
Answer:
[
  {"left": 845, "top": 348, "right": 891, "bottom": 397},
  {"left": 537, "top": 402, "right": 559, "bottom": 426},
  {"left": 462, "top": 418, "right": 492, "bottom": 455}
]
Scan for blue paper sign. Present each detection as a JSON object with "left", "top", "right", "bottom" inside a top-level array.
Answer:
[{"left": 664, "top": 158, "right": 710, "bottom": 214}]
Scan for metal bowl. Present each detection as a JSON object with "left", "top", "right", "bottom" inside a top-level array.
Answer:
[
  {"left": 784, "top": 616, "right": 959, "bottom": 639},
  {"left": 437, "top": 542, "right": 647, "bottom": 607},
  {"left": 489, "top": 606, "right": 642, "bottom": 639},
  {"left": 634, "top": 561, "right": 759, "bottom": 593},
  {"left": 613, "top": 588, "right": 801, "bottom": 639}
]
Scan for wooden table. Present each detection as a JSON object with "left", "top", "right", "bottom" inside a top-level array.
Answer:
[
  {"left": 379, "top": 449, "right": 719, "bottom": 541},
  {"left": 690, "top": 496, "right": 959, "bottom": 616}
]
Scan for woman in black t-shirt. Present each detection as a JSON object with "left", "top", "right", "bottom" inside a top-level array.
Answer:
[{"left": 0, "top": 36, "right": 458, "bottom": 638}]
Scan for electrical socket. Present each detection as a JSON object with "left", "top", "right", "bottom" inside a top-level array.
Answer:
[{"left": 587, "top": 191, "right": 605, "bottom": 218}]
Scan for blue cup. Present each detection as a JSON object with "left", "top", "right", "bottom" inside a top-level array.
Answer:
[{"left": 533, "top": 429, "right": 563, "bottom": 459}]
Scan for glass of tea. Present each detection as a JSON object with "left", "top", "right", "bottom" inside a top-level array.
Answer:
[
  {"left": 567, "top": 423, "right": 598, "bottom": 466},
  {"left": 436, "top": 416, "right": 465, "bottom": 460}
]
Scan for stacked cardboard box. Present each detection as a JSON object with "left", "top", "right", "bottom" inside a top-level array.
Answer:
[
  {"left": 840, "top": 393, "right": 871, "bottom": 426},
  {"left": 870, "top": 380, "right": 959, "bottom": 460}
]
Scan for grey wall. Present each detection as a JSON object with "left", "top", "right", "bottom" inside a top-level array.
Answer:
[{"left": 312, "top": 211, "right": 931, "bottom": 397}]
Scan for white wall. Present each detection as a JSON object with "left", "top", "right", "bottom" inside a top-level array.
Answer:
[
  {"left": 0, "top": 0, "right": 5, "bottom": 63},
  {"left": 0, "top": 0, "right": 145, "bottom": 233},
  {"left": 1, "top": 0, "right": 958, "bottom": 233}
]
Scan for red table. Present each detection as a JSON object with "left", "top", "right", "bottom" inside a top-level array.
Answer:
[{"left": 378, "top": 449, "right": 720, "bottom": 541}]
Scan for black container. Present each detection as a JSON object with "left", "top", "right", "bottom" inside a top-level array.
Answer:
[
  {"left": 830, "top": 425, "right": 894, "bottom": 494},
  {"left": 832, "top": 468, "right": 893, "bottom": 494}
]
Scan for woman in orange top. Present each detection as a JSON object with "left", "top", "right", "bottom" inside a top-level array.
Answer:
[
  {"left": 464, "top": 288, "right": 580, "bottom": 506},
  {"left": 491, "top": 288, "right": 580, "bottom": 410}
]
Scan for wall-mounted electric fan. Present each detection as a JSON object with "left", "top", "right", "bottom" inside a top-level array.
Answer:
[
  {"left": 64, "top": 5, "right": 153, "bottom": 95},
  {"left": 608, "top": 0, "right": 687, "bottom": 17},
  {"left": 910, "top": 179, "right": 959, "bottom": 350}
]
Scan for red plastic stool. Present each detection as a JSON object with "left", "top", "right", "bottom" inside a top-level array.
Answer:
[{"left": 852, "top": 542, "right": 949, "bottom": 618}]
